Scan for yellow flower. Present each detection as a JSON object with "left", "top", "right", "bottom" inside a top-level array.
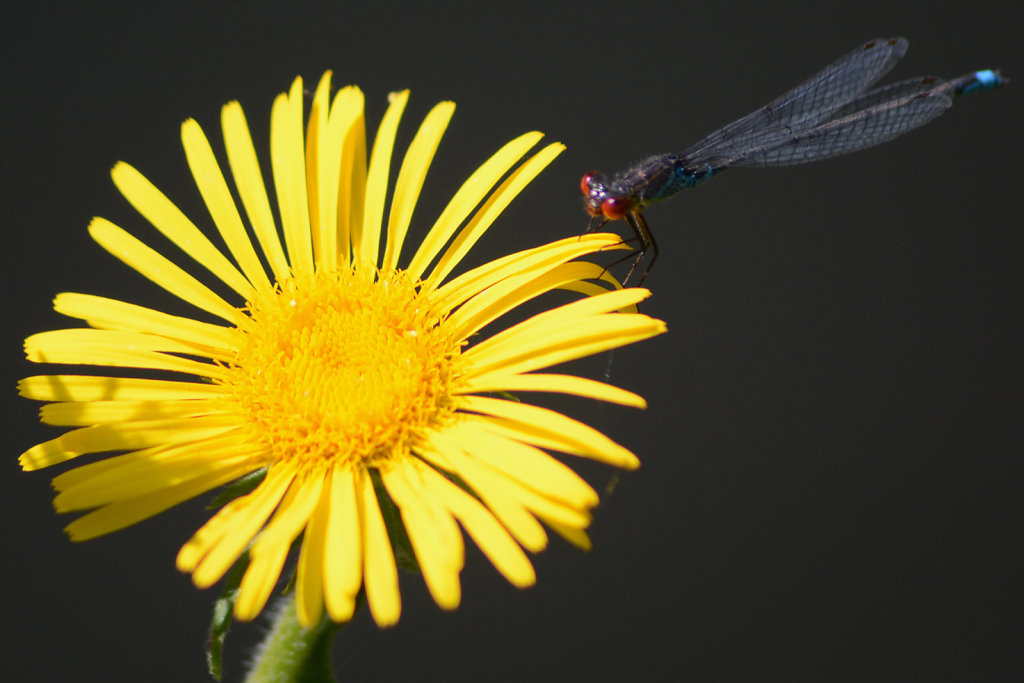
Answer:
[{"left": 19, "top": 73, "right": 666, "bottom": 628}]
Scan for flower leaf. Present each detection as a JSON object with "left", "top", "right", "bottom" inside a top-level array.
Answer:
[
  {"left": 206, "top": 468, "right": 268, "bottom": 510},
  {"left": 207, "top": 551, "right": 249, "bottom": 680}
]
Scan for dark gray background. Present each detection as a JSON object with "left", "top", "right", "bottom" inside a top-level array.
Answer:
[{"left": 2, "top": 1, "right": 1021, "bottom": 680}]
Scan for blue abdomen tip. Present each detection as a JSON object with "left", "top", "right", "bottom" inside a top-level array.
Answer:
[{"left": 975, "top": 69, "right": 1002, "bottom": 88}]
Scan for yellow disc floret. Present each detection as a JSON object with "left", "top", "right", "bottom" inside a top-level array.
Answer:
[{"left": 224, "top": 268, "right": 458, "bottom": 471}]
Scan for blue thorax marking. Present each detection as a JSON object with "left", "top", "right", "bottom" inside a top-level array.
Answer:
[{"left": 669, "top": 163, "right": 714, "bottom": 192}]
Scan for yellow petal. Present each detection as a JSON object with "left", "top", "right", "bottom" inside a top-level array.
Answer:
[
  {"left": 323, "top": 467, "right": 363, "bottom": 622},
  {"left": 406, "top": 131, "right": 545, "bottom": 283},
  {"left": 457, "top": 372, "right": 647, "bottom": 408},
  {"left": 357, "top": 90, "right": 408, "bottom": 268},
  {"left": 445, "top": 257, "right": 619, "bottom": 341},
  {"left": 464, "top": 314, "right": 666, "bottom": 379},
  {"left": 40, "top": 398, "right": 223, "bottom": 426},
  {"left": 181, "top": 119, "right": 271, "bottom": 291},
  {"left": 333, "top": 87, "right": 367, "bottom": 268},
  {"left": 51, "top": 443, "right": 168, "bottom": 492},
  {"left": 221, "top": 100, "right": 291, "bottom": 282},
  {"left": 296, "top": 471, "right": 331, "bottom": 627},
  {"left": 359, "top": 469, "right": 401, "bottom": 627},
  {"left": 308, "top": 78, "right": 365, "bottom": 272},
  {"left": 271, "top": 77, "right": 314, "bottom": 278},
  {"left": 381, "top": 101, "right": 455, "bottom": 273},
  {"left": 305, "top": 72, "right": 332, "bottom": 269},
  {"left": 458, "top": 396, "right": 640, "bottom": 470},
  {"left": 111, "top": 162, "right": 254, "bottom": 299},
  {"left": 431, "top": 233, "right": 625, "bottom": 313},
  {"left": 52, "top": 435, "right": 262, "bottom": 509},
  {"left": 25, "top": 329, "right": 230, "bottom": 379},
  {"left": 424, "top": 142, "right": 565, "bottom": 289},
  {"left": 443, "top": 420, "right": 599, "bottom": 508},
  {"left": 237, "top": 473, "right": 324, "bottom": 622},
  {"left": 53, "top": 293, "right": 237, "bottom": 353},
  {"left": 250, "top": 474, "right": 325, "bottom": 558},
  {"left": 428, "top": 432, "right": 591, "bottom": 529},
  {"left": 64, "top": 461, "right": 253, "bottom": 541},
  {"left": 235, "top": 542, "right": 289, "bottom": 621},
  {"left": 418, "top": 462, "right": 536, "bottom": 588},
  {"left": 544, "top": 518, "right": 593, "bottom": 551},
  {"left": 185, "top": 464, "right": 295, "bottom": 587},
  {"left": 462, "top": 287, "right": 654, "bottom": 369},
  {"left": 88, "top": 217, "right": 243, "bottom": 325},
  {"left": 17, "top": 375, "right": 226, "bottom": 402},
  {"left": 381, "top": 463, "right": 462, "bottom": 610},
  {"left": 417, "top": 441, "right": 548, "bottom": 552},
  {"left": 20, "top": 417, "right": 242, "bottom": 470}
]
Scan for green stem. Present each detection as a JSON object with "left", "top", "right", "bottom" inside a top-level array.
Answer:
[{"left": 243, "top": 595, "right": 340, "bottom": 683}]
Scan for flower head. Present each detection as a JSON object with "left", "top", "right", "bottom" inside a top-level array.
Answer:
[{"left": 19, "top": 73, "right": 666, "bottom": 628}]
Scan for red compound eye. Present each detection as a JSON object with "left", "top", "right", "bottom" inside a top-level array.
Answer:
[
  {"left": 601, "top": 196, "right": 632, "bottom": 220},
  {"left": 580, "top": 171, "right": 598, "bottom": 196}
]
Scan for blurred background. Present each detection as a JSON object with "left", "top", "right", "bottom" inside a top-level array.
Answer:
[{"left": 2, "top": 1, "right": 1021, "bottom": 680}]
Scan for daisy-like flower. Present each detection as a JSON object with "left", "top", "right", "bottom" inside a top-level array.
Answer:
[{"left": 19, "top": 72, "right": 666, "bottom": 629}]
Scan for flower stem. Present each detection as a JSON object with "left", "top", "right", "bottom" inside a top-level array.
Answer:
[{"left": 244, "top": 595, "right": 339, "bottom": 683}]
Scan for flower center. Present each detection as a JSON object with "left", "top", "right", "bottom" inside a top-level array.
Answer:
[{"left": 222, "top": 269, "right": 459, "bottom": 471}]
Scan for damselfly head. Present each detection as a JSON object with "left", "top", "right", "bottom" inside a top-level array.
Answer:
[
  {"left": 580, "top": 171, "right": 608, "bottom": 217},
  {"left": 582, "top": 171, "right": 634, "bottom": 220}
]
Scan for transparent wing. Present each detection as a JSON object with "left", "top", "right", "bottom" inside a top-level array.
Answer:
[
  {"left": 681, "top": 37, "right": 909, "bottom": 163},
  {"left": 731, "top": 86, "right": 952, "bottom": 167}
]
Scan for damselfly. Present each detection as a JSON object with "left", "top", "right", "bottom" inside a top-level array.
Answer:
[{"left": 581, "top": 37, "right": 1004, "bottom": 284}]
